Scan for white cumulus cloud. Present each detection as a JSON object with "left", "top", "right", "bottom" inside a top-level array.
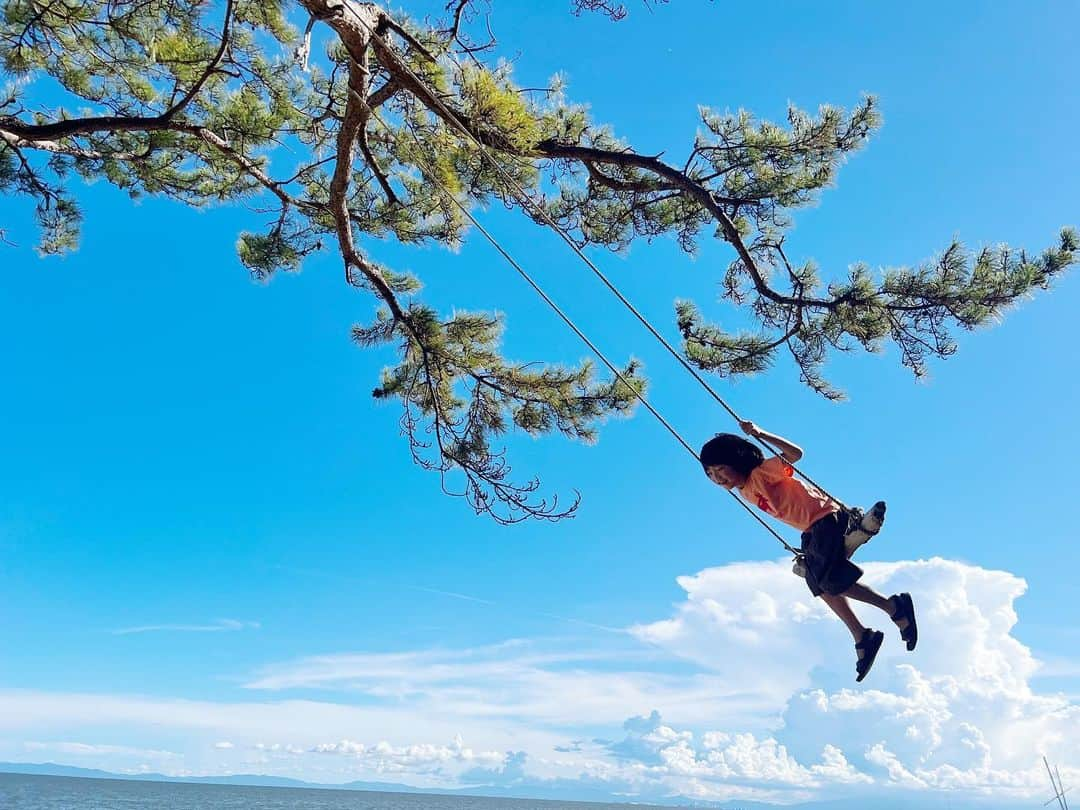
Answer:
[
  {"left": 311, "top": 735, "right": 504, "bottom": 775},
  {"left": 632, "top": 556, "right": 1079, "bottom": 799}
]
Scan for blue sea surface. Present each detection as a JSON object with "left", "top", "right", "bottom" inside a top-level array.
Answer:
[{"left": 0, "top": 773, "right": 679, "bottom": 810}]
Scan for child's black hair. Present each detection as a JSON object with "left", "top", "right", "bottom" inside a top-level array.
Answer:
[{"left": 699, "top": 433, "right": 765, "bottom": 478}]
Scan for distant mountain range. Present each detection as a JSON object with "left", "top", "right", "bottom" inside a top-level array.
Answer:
[
  {"left": 0, "top": 761, "right": 1024, "bottom": 810},
  {"left": 2, "top": 762, "right": 706, "bottom": 806}
]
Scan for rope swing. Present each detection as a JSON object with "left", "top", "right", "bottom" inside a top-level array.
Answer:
[{"left": 343, "top": 11, "right": 848, "bottom": 556}]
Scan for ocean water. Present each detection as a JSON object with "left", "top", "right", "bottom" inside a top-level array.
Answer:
[{"left": 0, "top": 773, "right": 677, "bottom": 810}]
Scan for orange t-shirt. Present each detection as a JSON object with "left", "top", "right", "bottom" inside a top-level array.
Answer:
[{"left": 739, "top": 456, "right": 838, "bottom": 532}]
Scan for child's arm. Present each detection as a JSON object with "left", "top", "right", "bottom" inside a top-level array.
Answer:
[{"left": 739, "top": 420, "right": 804, "bottom": 463}]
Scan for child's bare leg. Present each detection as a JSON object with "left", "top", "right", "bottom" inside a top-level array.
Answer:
[
  {"left": 845, "top": 583, "right": 918, "bottom": 650},
  {"left": 819, "top": 593, "right": 865, "bottom": 642},
  {"left": 821, "top": 591, "right": 887, "bottom": 681},
  {"left": 843, "top": 582, "right": 895, "bottom": 615}
]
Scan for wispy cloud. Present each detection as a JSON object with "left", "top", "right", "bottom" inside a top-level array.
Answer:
[
  {"left": 278, "top": 564, "right": 624, "bottom": 633},
  {"left": 409, "top": 586, "right": 495, "bottom": 605},
  {"left": 275, "top": 566, "right": 494, "bottom": 606},
  {"left": 238, "top": 640, "right": 748, "bottom": 728},
  {"left": 535, "top": 611, "right": 625, "bottom": 634},
  {"left": 24, "top": 741, "right": 180, "bottom": 759},
  {"left": 1033, "top": 654, "right": 1080, "bottom": 678},
  {"left": 111, "top": 619, "right": 260, "bottom": 636}
]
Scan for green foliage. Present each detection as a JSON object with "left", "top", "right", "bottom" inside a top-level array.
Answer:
[
  {"left": 233, "top": 0, "right": 296, "bottom": 43},
  {"left": 545, "top": 97, "right": 881, "bottom": 256},
  {"left": 458, "top": 64, "right": 541, "bottom": 152},
  {"left": 237, "top": 230, "right": 301, "bottom": 278},
  {"left": 357, "top": 304, "right": 643, "bottom": 521},
  {"left": 677, "top": 301, "right": 781, "bottom": 376},
  {"left": 35, "top": 194, "right": 81, "bottom": 255},
  {"left": 681, "top": 228, "right": 1078, "bottom": 398}
]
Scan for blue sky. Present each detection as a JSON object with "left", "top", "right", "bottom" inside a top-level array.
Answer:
[{"left": 1, "top": 0, "right": 1078, "bottom": 805}]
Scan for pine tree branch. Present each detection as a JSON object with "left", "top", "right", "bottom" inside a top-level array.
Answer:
[
  {"left": 0, "top": 128, "right": 144, "bottom": 160},
  {"left": 185, "top": 126, "right": 308, "bottom": 210},
  {"left": 443, "top": 0, "right": 473, "bottom": 41},
  {"left": 164, "top": 0, "right": 236, "bottom": 120},
  {"left": 0, "top": 0, "right": 236, "bottom": 143}
]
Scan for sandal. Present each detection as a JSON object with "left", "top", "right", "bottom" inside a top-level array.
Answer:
[
  {"left": 855, "top": 628, "right": 884, "bottom": 683},
  {"left": 890, "top": 592, "right": 918, "bottom": 651}
]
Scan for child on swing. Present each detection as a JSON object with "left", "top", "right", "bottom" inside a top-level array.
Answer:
[{"left": 700, "top": 421, "right": 917, "bottom": 682}]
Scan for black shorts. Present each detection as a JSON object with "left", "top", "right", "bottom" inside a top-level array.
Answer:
[{"left": 801, "top": 509, "right": 863, "bottom": 597}]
